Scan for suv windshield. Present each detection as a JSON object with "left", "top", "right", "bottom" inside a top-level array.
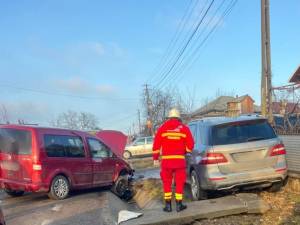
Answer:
[
  {"left": 211, "top": 119, "right": 276, "bottom": 145},
  {"left": 0, "top": 128, "right": 32, "bottom": 155}
]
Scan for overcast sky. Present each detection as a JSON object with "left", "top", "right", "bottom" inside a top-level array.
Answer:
[{"left": 0, "top": 0, "right": 299, "bottom": 132}]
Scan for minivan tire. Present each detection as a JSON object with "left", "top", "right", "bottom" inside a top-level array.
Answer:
[
  {"left": 123, "top": 151, "right": 132, "bottom": 159},
  {"left": 48, "top": 175, "right": 70, "bottom": 200},
  {"left": 111, "top": 175, "right": 132, "bottom": 201},
  {"left": 190, "top": 170, "right": 208, "bottom": 201},
  {"left": 5, "top": 189, "right": 24, "bottom": 197}
]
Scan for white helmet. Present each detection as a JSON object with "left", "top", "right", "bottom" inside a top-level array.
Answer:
[{"left": 168, "top": 108, "right": 180, "bottom": 118}]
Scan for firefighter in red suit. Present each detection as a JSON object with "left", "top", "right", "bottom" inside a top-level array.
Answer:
[{"left": 152, "top": 108, "right": 194, "bottom": 212}]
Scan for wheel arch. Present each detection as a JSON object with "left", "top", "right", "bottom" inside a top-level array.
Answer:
[{"left": 49, "top": 172, "right": 72, "bottom": 190}]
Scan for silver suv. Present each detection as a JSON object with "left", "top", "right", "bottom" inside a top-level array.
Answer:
[{"left": 187, "top": 116, "right": 288, "bottom": 200}]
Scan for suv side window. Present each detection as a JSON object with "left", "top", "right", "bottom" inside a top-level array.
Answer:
[
  {"left": 199, "top": 125, "right": 208, "bottom": 145},
  {"left": 189, "top": 124, "right": 197, "bottom": 149},
  {"left": 87, "top": 138, "right": 112, "bottom": 158},
  {"left": 44, "top": 134, "right": 85, "bottom": 158}
]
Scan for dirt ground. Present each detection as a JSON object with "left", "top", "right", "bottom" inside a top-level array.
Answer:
[
  {"left": 133, "top": 177, "right": 300, "bottom": 225},
  {"left": 194, "top": 178, "right": 300, "bottom": 225}
]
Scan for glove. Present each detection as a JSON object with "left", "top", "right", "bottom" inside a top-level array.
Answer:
[{"left": 153, "top": 160, "right": 160, "bottom": 167}]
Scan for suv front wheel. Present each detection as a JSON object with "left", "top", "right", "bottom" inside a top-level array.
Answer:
[
  {"left": 190, "top": 170, "right": 208, "bottom": 201},
  {"left": 48, "top": 175, "right": 70, "bottom": 200}
]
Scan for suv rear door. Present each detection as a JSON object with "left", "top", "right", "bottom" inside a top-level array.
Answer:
[
  {"left": 211, "top": 119, "right": 280, "bottom": 174},
  {"left": 0, "top": 127, "right": 33, "bottom": 184}
]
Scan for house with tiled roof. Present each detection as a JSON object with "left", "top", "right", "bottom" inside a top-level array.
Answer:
[{"left": 190, "top": 95, "right": 259, "bottom": 119}]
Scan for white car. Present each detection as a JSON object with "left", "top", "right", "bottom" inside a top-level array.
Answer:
[{"left": 123, "top": 136, "right": 153, "bottom": 159}]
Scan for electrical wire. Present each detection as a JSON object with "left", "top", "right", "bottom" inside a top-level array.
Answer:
[
  {"left": 158, "top": 0, "right": 227, "bottom": 89},
  {"left": 154, "top": 0, "right": 215, "bottom": 89},
  {"left": 146, "top": 0, "right": 197, "bottom": 84},
  {"left": 160, "top": 0, "right": 238, "bottom": 89},
  {"left": 0, "top": 84, "right": 138, "bottom": 101},
  {"left": 148, "top": 0, "right": 207, "bottom": 86}
]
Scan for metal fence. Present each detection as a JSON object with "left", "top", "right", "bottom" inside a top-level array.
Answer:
[
  {"left": 280, "top": 135, "right": 300, "bottom": 178},
  {"left": 274, "top": 115, "right": 300, "bottom": 135}
]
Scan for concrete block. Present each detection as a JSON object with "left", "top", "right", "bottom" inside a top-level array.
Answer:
[{"left": 122, "top": 195, "right": 248, "bottom": 225}]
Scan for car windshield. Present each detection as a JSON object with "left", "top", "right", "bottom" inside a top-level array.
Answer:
[
  {"left": 0, "top": 128, "right": 32, "bottom": 155},
  {"left": 211, "top": 119, "right": 276, "bottom": 145}
]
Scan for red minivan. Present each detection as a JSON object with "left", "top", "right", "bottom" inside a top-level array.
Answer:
[{"left": 0, "top": 125, "right": 133, "bottom": 200}]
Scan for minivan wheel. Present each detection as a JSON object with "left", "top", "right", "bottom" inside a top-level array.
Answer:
[
  {"left": 123, "top": 151, "right": 132, "bottom": 159},
  {"left": 111, "top": 175, "right": 133, "bottom": 201},
  {"left": 5, "top": 189, "right": 25, "bottom": 197},
  {"left": 190, "top": 170, "right": 208, "bottom": 201},
  {"left": 48, "top": 175, "right": 70, "bottom": 200}
]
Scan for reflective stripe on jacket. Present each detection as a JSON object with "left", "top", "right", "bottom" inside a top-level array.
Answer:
[{"left": 152, "top": 118, "right": 194, "bottom": 168}]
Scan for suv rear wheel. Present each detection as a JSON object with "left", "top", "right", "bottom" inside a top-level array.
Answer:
[
  {"left": 5, "top": 189, "right": 24, "bottom": 197},
  {"left": 268, "top": 181, "right": 284, "bottom": 193},
  {"left": 48, "top": 175, "right": 70, "bottom": 200},
  {"left": 190, "top": 170, "right": 208, "bottom": 201}
]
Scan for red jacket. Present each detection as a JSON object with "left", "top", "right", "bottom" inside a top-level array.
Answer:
[{"left": 152, "top": 118, "right": 194, "bottom": 169}]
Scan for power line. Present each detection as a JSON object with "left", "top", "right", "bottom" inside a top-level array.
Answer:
[
  {"left": 151, "top": 0, "right": 209, "bottom": 87},
  {"left": 0, "top": 84, "right": 138, "bottom": 101},
  {"left": 146, "top": 0, "right": 196, "bottom": 84},
  {"left": 160, "top": 0, "right": 238, "bottom": 89},
  {"left": 154, "top": 0, "right": 215, "bottom": 89},
  {"left": 158, "top": 0, "right": 227, "bottom": 89},
  {"left": 100, "top": 113, "right": 137, "bottom": 127},
  {"left": 147, "top": 0, "right": 203, "bottom": 85}
]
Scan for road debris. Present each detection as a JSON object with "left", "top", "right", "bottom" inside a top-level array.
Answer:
[{"left": 118, "top": 210, "right": 143, "bottom": 224}]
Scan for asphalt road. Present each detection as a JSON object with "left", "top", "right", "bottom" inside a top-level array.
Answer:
[
  {"left": 1, "top": 187, "right": 115, "bottom": 225},
  {"left": 0, "top": 167, "right": 159, "bottom": 225}
]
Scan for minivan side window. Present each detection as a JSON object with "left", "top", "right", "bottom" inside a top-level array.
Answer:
[
  {"left": 0, "top": 128, "right": 32, "bottom": 155},
  {"left": 87, "top": 138, "right": 112, "bottom": 158},
  {"left": 44, "top": 135, "right": 85, "bottom": 158}
]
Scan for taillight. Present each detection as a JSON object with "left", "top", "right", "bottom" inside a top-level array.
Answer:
[
  {"left": 270, "top": 144, "right": 286, "bottom": 156},
  {"left": 201, "top": 153, "right": 228, "bottom": 165}
]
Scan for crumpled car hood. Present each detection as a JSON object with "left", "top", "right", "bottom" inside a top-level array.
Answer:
[{"left": 95, "top": 130, "right": 127, "bottom": 158}]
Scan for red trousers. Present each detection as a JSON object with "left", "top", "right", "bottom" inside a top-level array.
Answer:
[{"left": 160, "top": 168, "right": 186, "bottom": 201}]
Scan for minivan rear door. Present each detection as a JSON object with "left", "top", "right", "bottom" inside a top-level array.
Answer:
[
  {"left": 211, "top": 119, "right": 279, "bottom": 174},
  {"left": 0, "top": 127, "right": 33, "bottom": 184},
  {"left": 87, "top": 138, "right": 115, "bottom": 185}
]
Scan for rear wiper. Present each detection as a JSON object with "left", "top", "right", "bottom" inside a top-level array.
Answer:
[{"left": 247, "top": 137, "right": 265, "bottom": 142}]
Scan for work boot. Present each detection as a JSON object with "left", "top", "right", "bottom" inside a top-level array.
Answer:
[
  {"left": 176, "top": 200, "right": 187, "bottom": 212},
  {"left": 163, "top": 200, "right": 172, "bottom": 212}
]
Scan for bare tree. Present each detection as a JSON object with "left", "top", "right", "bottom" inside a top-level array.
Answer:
[
  {"left": 51, "top": 110, "right": 99, "bottom": 130},
  {"left": 141, "top": 87, "right": 196, "bottom": 134},
  {"left": 0, "top": 104, "right": 9, "bottom": 124},
  {"left": 78, "top": 112, "right": 99, "bottom": 130}
]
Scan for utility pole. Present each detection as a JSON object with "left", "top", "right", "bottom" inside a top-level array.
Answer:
[
  {"left": 144, "top": 84, "right": 153, "bottom": 135},
  {"left": 137, "top": 109, "right": 141, "bottom": 135},
  {"left": 261, "top": 0, "right": 273, "bottom": 123}
]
